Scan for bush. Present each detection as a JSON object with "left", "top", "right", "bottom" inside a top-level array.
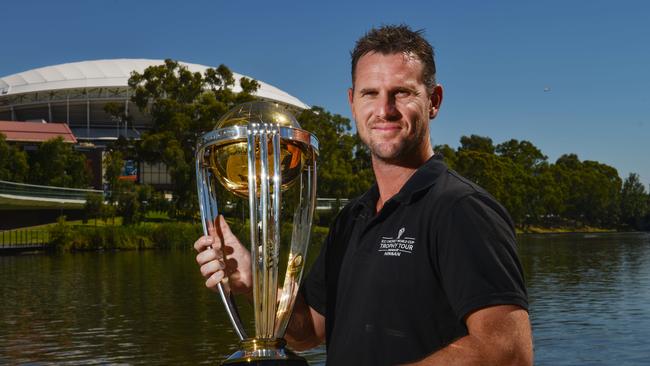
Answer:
[
  {"left": 84, "top": 193, "right": 105, "bottom": 225},
  {"left": 48, "top": 216, "right": 75, "bottom": 251},
  {"left": 46, "top": 217, "right": 326, "bottom": 254},
  {"left": 48, "top": 221, "right": 200, "bottom": 251},
  {"left": 151, "top": 222, "right": 202, "bottom": 249}
]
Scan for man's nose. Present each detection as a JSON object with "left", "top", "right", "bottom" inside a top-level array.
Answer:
[{"left": 376, "top": 94, "right": 400, "bottom": 121}]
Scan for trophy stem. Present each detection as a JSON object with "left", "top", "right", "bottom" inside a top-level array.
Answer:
[
  {"left": 270, "top": 130, "right": 282, "bottom": 336},
  {"left": 248, "top": 124, "right": 283, "bottom": 339},
  {"left": 247, "top": 125, "right": 262, "bottom": 337}
]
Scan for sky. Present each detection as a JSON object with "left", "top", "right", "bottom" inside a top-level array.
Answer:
[{"left": 2, "top": 0, "right": 649, "bottom": 187}]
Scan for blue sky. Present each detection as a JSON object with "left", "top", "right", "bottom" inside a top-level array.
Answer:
[{"left": 3, "top": 0, "right": 649, "bottom": 187}]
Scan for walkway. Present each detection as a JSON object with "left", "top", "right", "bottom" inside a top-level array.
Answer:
[{"left": 0, "top": 179, "right": 103, "bottom": 210}]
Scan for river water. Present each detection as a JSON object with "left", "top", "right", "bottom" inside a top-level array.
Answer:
[{"left": 1, "top": 232, "right": 649, "bottom": 365}]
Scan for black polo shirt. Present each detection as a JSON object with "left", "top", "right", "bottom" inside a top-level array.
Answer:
[{"left": 301, "top": 155, "right": 528, "bottom": 365}]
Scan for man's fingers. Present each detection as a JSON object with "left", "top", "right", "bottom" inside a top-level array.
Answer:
[
  {"left": 205, "top": 270, "right": 225, "bottom": 290},
  {"left": 193, "top": 235, "right": 215, "bottom": 252},
  {"left": 196, "top": 246, "right": 223, "bottom": 265},
  {"left": 200, "top": 259, "right": 225, "bottom": 278}
]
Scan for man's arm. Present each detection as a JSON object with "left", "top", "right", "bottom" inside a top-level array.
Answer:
[
  {"left": 284, "top": 292, "right": 326, "bottom": 351},
  {"left": 405, "top": 305, "right": 533, "bottom": 366}
]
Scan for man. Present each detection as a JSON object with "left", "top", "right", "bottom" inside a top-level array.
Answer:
[{"left": 195, "top": 25, "right": 533, "bottom": 365}]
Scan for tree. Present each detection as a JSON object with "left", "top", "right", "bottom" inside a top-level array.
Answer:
[
  {"left": 104, "top": 102, "right": 134, "bottom": 139},
  {"left": 433, "top": 144, "right": 457, "bottom": 168},
  {"left": 526, "top": 165, "right": 564, "bottom": 227},
  {"left": 553, "top": 155, "right": 621, "bottom": 227},
  {"left": 583, "top": 161, "right": 621, "bottom": 228},
  {"left": 118, "top": 184, "right": 141, "bottom": 225},
  {"left": 459, "top": 135, "right": 495, "bottom": 154},
  {"left": 122, "top": 59, "right": 260, "bottom": 218},
  {"left": 297, "top": 106, "right": 373, "bottom": 199},
  {"left": 620, "top": 173, "right": 648, "bottom": 230},
  {"left": 103, "top": 150, "right": 124, "bottom": 202},
  {"left": 84, "top": 193, "right": 105, "bottom": 226},
  {"left": 496, "top": 139, "right": 547, "bottom": 172},
  {"left": 494, "top": 139, "right": 554, "bottom": 227},
  {"left": 28, "top": 137, "right": 91, "bottom": 188},
  {"left": 0, "top": 133, "right": 29, "bottom": 182}
]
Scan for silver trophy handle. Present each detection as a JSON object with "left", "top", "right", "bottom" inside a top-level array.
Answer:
[{"left": 196, "top": 153, "right": 248, "bottom": 340}]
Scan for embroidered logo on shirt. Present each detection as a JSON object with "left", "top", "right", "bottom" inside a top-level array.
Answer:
[
  {"left": 397, "top": 227, "right": 405, "bottom": 239},
  {"left": 379, "top": 228, "right": 415, "bottom": 257}
]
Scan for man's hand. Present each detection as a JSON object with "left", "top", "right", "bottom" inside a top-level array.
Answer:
[{"left": 194, "top": 215, "right": 252, "bottom": 295}]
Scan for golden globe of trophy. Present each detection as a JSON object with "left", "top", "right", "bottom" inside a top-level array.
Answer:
[{"left": 195, "top": 101, "right": 318, "bottom": 365}]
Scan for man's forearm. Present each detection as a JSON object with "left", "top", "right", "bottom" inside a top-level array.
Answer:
[
  {"left": 284, "top": 293, "right": 325, "bottom": 351},
  {"left": 404, "top": 306, "right": 533, "bottom": 366},
  {"left": 403, "top": 334, "right": 528, "bottom": 366}
]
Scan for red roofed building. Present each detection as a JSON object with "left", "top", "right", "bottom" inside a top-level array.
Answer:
[{"left": 0, "top": 120, "right": 77, "bottom": 143}]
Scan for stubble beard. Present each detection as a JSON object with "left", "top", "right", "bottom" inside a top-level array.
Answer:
[{"left": 365, "top": 123, "right": 429, "bottom": 166}]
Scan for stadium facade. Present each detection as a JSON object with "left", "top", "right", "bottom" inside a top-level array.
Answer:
[{"left": 0, "top": 59, "right": 309, "bottom": 189}]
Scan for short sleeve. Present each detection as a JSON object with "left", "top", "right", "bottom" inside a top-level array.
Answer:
[
  {"left": 300, "top": 229, "right": 329, "bottom": 316},
  {"left": 436, "top": 193, "right": 528, "bottom": 321}
]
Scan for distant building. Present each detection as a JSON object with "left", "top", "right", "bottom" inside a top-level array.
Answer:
[
  {"left": 0, "top": 59, "right": 309, "bottom": 189},
  {"left": 0, "top": 120, "right": 77, "bottom": 144}
]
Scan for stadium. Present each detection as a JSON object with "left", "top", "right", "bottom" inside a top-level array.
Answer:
[{"left": 0, "top": 59, "right": 310, "bottom": 188}]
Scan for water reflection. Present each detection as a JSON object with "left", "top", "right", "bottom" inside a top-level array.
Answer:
[
  {"left": 519, "top": 232, "right": 650, "bottom": 365},
  {"left": 0, "top": 251, "right": 280, "bottom": 365},
  {"left": 1, "top": 232, "right": 649, "bottom": 365}
]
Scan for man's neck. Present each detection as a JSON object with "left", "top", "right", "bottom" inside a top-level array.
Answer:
[{"left": 372, "top": 149, "right": 434, "bottom": 213}]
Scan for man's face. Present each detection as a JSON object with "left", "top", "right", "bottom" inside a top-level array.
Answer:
[{"left": 348, "top": 52, "right": 442, "bottom": 164}]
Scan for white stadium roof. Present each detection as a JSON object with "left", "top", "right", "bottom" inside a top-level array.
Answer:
[{"left": 0, "top": 59, "right": 309, "bottom": 109}]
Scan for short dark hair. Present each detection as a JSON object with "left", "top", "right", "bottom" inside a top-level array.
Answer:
[{"left": 351, "top": 24, "right": 436, "bottom": 93}]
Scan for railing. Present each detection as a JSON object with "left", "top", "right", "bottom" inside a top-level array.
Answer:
[
  {"left": 0, "top": 179, "right": 103, "bottom": 201},
  {"left": 0, "top": 229, "right": 50, "bottom": 250},
  {"left": 316, "top": 198, "right": 349, "bottom": 211}
]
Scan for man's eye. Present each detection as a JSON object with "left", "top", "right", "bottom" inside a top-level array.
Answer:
[
  {"left": 361, "top": 91, "right": 377, "bottom": 97},
  {"left": 395, "top": 90, "right": 411, "bottom": 97}
]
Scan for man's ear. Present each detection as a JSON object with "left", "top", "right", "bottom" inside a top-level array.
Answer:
[
  {"left": 348, "top": 87, "right": 355, "bottom": 114},
  {"left": 429, "top": 85, "right": 443, "bottom": 119}
]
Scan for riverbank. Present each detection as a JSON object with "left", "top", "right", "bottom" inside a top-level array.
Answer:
[
  {"left": 41, "top": 216, "right": 329, "bottom": 252},
  {"left": 2, "top": 215, "right": 629, "bottom": 252},
  {"left": 516, "top": 225, "right": 617, "bottom": 234}
]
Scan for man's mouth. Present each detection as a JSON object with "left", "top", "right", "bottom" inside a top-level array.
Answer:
[{"left": 371, "top": 122, "right": 402, "bottom": 132}]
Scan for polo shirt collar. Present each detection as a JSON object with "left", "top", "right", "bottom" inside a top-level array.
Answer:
[
  {"left": 354, "top": 154, "right": 447, "bottom": 212},
  {"left": 392, "top": 154, "right": 447, "bottom": 204}
]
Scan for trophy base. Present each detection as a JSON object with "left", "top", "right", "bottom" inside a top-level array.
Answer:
[{"left": 221, "top": 338, "right": 309, "bottom": 366}]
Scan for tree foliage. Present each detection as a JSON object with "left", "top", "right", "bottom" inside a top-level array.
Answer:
[
  {"left": 444, "top": 135, "right": 646, "bottom": 230},
  {"left": 84, "top": 193, "right": 105, "bottom": 226},
  {"left": 297, "top": 107, "right": 373, "bottom": 199},
  {"left": 620, "top": 173, "right": 648, "bottom": 230},
  {"left": 103, "top": 149, "right": 124, "bottom": 204},
  {"left": 0, "top": 133, "right": 29, "bottom": 182},
  {"left": 27, "top": 137, "right": 91, "bottom": 188},
  {"left": 118, "top": 59, "right": 260, "bottom": 218}
]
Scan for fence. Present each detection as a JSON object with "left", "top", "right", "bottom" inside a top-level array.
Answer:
[{"left": 0, "top": 229, "right": 50, "bottom": 250}]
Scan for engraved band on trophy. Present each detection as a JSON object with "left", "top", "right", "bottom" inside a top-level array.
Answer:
[{"left": 195, "top": 101, "right": 318, "bottom": 365}]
